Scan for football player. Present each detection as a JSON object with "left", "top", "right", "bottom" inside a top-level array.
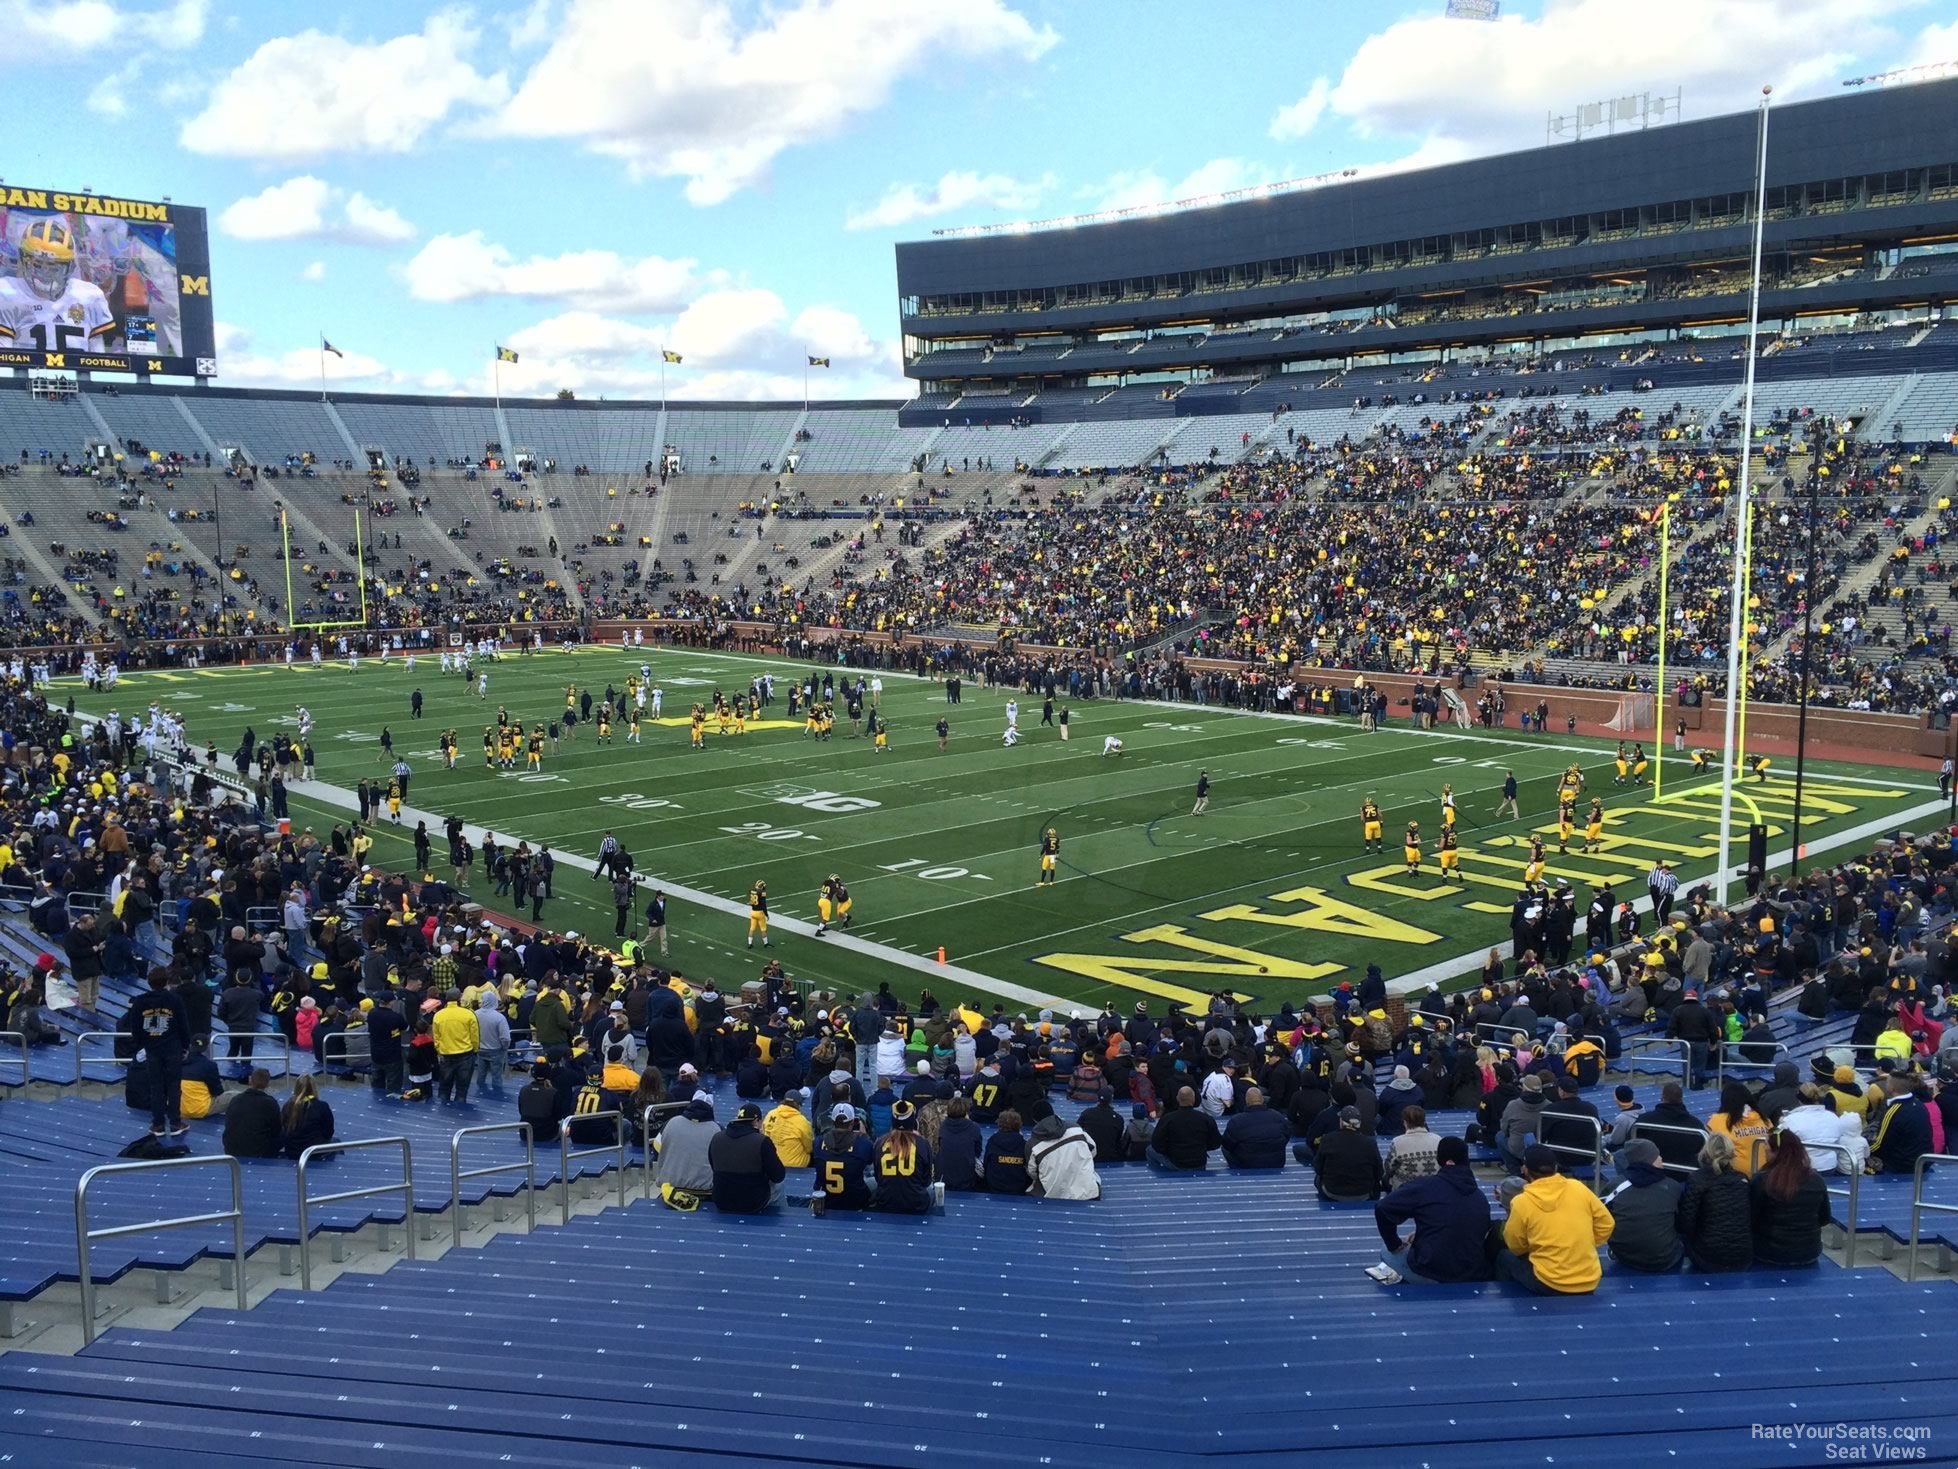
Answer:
[{"left": 0, "top": 218, "right": 115, "bottom": 354}]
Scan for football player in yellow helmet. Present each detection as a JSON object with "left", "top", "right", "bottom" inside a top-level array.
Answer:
[{"left": 17, "top": 219, "right": 76, "bottom": 301}]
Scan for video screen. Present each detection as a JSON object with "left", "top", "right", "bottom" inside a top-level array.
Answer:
[{"left": 0, "top": 186, "right": 215, "bottom": 376}]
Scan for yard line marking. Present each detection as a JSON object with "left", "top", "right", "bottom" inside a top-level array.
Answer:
[{"left": 285, "top": 771, "right": 1079, "bottom": 1013}]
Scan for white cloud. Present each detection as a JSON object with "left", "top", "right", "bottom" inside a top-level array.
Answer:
[
  {"left": 1906, "top": 16, "right": 1958, "bottom": 65},
  {"left": 669, "top": 288, "right": 790, "bottom": 365},
  {"left": 493, "top": 0, "right": 1059, "bottom": 204},
  {"left": 180, "top": 10, "right": 509, "bottom": 161},
  {"left": 506, "top": 310, "right": 668, "bottom": 361},
  {"left": 219, "top": 176, "right": 417, "bottom": 246},
  {"left": 213, "top": 320, "right": 395, "bottom": 388},
  {"left": 1326, "top": 0, "right": 1912, "bottom": 156},
  {"left": 401, "top": 230, "right": 699, "bottom": 311},
  {"left": 1, "top": 0, "right": 206, "bottom": 58},
  {"left": 846, "top": 169, "right": 1052, "bottom": 231},
  {"left": 482, "top": 298, "right": 902, "bottom": 401},
  {"left": 301, "top": 260, "right": 326, "bottom": 282},
  {"left": 1268, "top": 75, "right": 1330, "bottom": 141},
  {"left": 1082, "top": 157, "right": 1286, "bottom": 214}
]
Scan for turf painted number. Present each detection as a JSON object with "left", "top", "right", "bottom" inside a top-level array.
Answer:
[
  {"left": 1276, "top": 738, "right": 1345, "bottom": 749},
  {"left": 600, "top": 792, "right": 683, "bottom": 811},
  {"left": 720, "top": 822, "right": 820, "bottom": 843},
  {"left": 877, "top": 858, "right": 987, "bottom": 881},
  {"left": 1432, "top": 756, "right": 1467, "bottom": 765},
  {"left": 774, "top": 790, "right": 881, "bottom": 814},
  {"left": 498, "top": 771, "right": 567, "bottom": 785},
  {"left": 1142, "top": 721, "right": 1203, "bottom": 733}
]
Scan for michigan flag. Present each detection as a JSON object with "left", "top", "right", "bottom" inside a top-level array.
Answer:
[
  {"left": 496, "top": 346, "right": 519, "bottom": 364},
  {"left": 661, "top": 349, "right": 683, "bottom": 364},
  {"left": 321, "top": 338, "right": 344, "bottom": 358},
  {"left": 807, "top": 355, "right": 830, "bottom": 368}
]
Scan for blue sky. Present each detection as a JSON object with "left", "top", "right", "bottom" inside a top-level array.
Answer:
[{"left": 22, "top": 0, "right": 1958, "bottom": 400}]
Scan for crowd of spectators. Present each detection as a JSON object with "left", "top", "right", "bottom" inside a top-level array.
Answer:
[{"left": 0, "top": 645, "right": 1952, "bottom": 1293}]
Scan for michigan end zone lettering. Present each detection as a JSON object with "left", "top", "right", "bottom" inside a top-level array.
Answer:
[{"left": 1024, "top": 777, "right": 1921, "bottom": 1011}]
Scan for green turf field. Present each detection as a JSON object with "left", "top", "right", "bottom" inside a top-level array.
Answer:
[{"left": 67, "top": 647, "right": 1947, "bottom": 1017}]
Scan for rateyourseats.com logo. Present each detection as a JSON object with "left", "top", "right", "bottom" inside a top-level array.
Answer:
[{"left": 1750, "top": 1423, "right": 1932, "bottom": 1461}]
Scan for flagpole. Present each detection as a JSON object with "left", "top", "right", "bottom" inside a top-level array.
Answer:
[
  {"left": 493, "top": 348, "right": 501, "bottom": 419},
  {"left": 318, "top": 331, "right": 327, "bottom": 403}
]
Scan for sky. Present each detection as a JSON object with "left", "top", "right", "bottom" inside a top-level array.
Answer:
[{"left": 18, "top": 0, "right": 1958, "bottom": 402}]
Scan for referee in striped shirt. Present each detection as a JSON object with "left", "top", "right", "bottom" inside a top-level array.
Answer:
[{"left": 1646, "top": 860, "right": 1679, "bottom": 926}]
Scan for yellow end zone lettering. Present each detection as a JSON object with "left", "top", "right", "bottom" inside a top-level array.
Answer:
[
  {"left": 1032, "top": 922, "right": 1341, "bottom": 1009},
  {"left": 1198, "top": 885, "right": 1440, "bottom": 946}
]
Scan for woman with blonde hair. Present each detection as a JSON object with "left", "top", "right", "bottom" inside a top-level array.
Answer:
[{"left": 1677, "top": 1132, "right": 1752, "bottom": 1271}]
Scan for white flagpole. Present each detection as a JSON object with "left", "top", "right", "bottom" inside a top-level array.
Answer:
[
  {"left": 318, "top": 331, "right": 327, "bottom": 403},
  {"left": 1716, "top": 84, "right": 1774, "bottom": 906}
]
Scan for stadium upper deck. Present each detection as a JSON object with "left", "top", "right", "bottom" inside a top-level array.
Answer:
[{"left": 895, "top": 78, "right": 1958, "bottom": 398}]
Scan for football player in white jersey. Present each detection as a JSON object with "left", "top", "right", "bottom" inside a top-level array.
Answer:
[{"left": 0, "top": 219, "right": 115, "bottom": 354}]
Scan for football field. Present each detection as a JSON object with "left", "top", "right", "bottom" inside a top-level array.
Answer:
[{"left": 72, "top": 647, "right": 1947, "bottom": 1017}]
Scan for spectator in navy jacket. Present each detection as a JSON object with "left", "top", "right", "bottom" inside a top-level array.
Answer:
[
  {"left": 936, "top": 1095, "right": 985, "bottom": 1190},
  {"left": 1221, "top": 1087, "right": 1288, "bottom": 1169},
  {"left": 1374, "top": 1136, "right": 1493, "bottom": 1283},
  {"left": 982, "top": 1110, "right": 1033, "bottom": 1194},
  {"left": 1871, "top": 1072, "right": 1936, "bottom": 1176}
]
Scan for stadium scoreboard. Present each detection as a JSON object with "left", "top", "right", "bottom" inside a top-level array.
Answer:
[{"left": 0, "top": 184, "right": 216, "bottom": 378}]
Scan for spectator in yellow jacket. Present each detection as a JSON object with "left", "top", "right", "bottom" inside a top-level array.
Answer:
[
  {"left": 763, "top": 1089, "right": 814, "bottom": 1167},
  {"left": 430, "top": 991, "right": 479, "bottom": 1104},
  {"left": 1706, "top": 1083, "right": 1773, "bottom": 1175},
  {"left": 1497, "top": 1145, "right": 1614, "bottom": 1295}
]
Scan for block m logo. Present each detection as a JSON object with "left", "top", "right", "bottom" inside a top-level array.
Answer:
[{"left": 180, "top": 275, "right": 209, "bottom": 296}]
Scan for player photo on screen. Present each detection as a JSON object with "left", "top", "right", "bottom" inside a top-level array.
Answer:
[{"left": 0, "top": 206, "right": 182, "bottom": 358}]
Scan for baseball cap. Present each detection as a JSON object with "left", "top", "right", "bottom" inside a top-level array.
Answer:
[
  {"left": 1337, "top": 1105, "right": 1362, "bottom": 1125},
  {"left": 831, "top": 1103, "right": 857, "bottom": 1123},
  {"left": 734, "top": 1103, "right": 762, "bottom": 1122},
  {"left": 1622, "top": 1138, "right": 1661, "bottom": 1167}
]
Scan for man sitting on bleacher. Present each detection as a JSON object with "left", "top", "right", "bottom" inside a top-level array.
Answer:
[
  {"left": 1496, "top": 1145, "right": 1614, "bottom": 1295},
  {"left": 222, "top": 1069, "right": 284, "bottom": 1159},
  {"left": 709, "top": 1102, "right": 786, "bottom": 1213},
  {"left": 1371, "top": 1135, "right": 1491, "bottom": 1285}
]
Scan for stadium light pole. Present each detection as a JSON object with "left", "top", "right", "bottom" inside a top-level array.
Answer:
[{"left": 1716, "top": 84, "right": 1774, "bottom": 905}]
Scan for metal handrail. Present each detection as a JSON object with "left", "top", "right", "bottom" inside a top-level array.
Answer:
[
  {"left": 63, "top": 890, "right": 107, "bottom": 924},
  {"left": 640, "top": 1102, "right": 691, "bottom": 1200},
  {"left": 76, "top": 1154, "right": 247, "bottom": 1345},
  {"left": 294, "top": 1136, "right": 416, "bottom": 1290},
  {"left": 319, "top": 1031, "right": 371, "bottom": 1071},
  {"left": 560, "top": 1109, "right": 627, "bottom": 1225},
  {"left": 1621, "top": 1036, "right": 1691, "bottom": 1088},
  {"left": 1717, "top": 1038, "right": 1791, "bottom": 1091},
  {"left": 79, "top": 1028, "right": 292, "bottom": 1078},
  {"left": 0, "top": 1029, "right": 27, "bottom": 1084},
  {"left": 449, "top": 1123, "right": 536, "bottom": 1249},
  {"left": 1535, "top": 1107, "right": 1605, "bottom": 1190},
  {"left": 1745, "top": 1134, "right": 1866, "bottom": 1265},
  {"left": 1629, "top": 1117, "right": 1712, "bottom": 1177},
  {"left": 1905, "top": 1151, "right": 1958, "bottom": 1282},
  {"left": 73, "top": 1029, "right": 126, "bottom": 1079},
  {"left": 210, "top": 1031, "right": 292, "bottom": 1075}
]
